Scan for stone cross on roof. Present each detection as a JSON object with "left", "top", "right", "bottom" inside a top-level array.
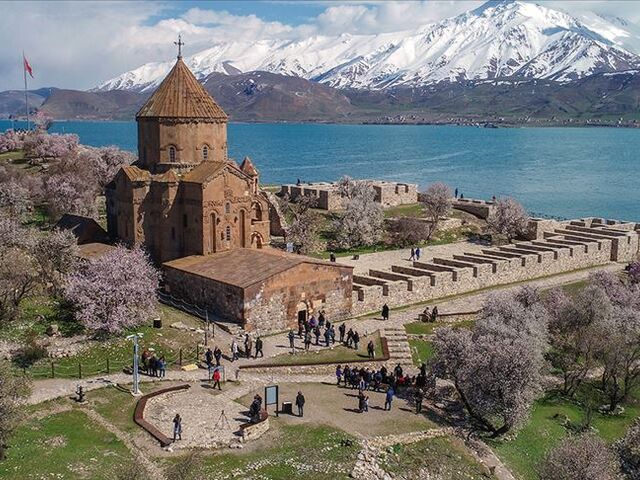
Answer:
[{"left": 174, "top": 34, "right": 184, "bottom": 59}]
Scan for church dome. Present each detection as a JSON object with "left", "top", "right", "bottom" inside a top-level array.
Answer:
[{"left": 136, "top": 57, "right": 227, "bottom": 121}]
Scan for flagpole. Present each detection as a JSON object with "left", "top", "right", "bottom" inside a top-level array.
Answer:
[{"left": 23, "top": 51, "right": 30, "bottom": 130}]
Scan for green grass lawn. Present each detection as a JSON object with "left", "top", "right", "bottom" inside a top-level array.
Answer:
[
  {"left": 489, "top": 388, "right": 640, "bottom": 480},
  {"left": 169, "top": 423, "right": 359, "bottom": 480},
  {"left": 88, "top": 384, "right": 150, "bottom": 435},
  {"left": 384, "top": 203, "right": 425, "bottom": 218},
  {"left": 408, "top": 339, "right": 435, "bottom": 366},
  {"left": 0, "top": 149, "right": 26, "bottom": 164},
  {"left": 0, "top": 409, "right": 134, "bottom": 480},
  {"left": 382, "top": 435, "right": 494, "bottom": 479},
  {"left": 263, "top": 332, "right": 383, "bottom": 366},
  {"left": 12, "top": 303, "right": 208, "bottom": 379},
  {"left": 405, "top": 319, "right": 475, "bottom": 335}
]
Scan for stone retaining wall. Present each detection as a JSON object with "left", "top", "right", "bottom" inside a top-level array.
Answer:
[{"left": 351, "top": 218, "right": 639, "bottom": 316}]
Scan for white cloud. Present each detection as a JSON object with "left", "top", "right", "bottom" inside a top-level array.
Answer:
[{"left": 0, "top": 0, "right": 638, "bottom": 91}]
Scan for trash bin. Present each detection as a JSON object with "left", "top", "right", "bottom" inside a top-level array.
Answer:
[
  {"left": 281, "top": 401, "right": 293, "bottom": 415},
  {"left": 153, "top": 318, "right": 162, "bottom": 329}
]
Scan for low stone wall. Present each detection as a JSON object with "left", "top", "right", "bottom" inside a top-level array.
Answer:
[
  {"left": 351, "top": 218, "right": 639, "bottom": 316},
  {"left": 238, "top": 337, "right": 390, "bottom": 375},
  {"left": 240, "top": 410, "right": 269, "bottom": 442},
  {"left": 134, "top": 383, "right": 191, "bottom": 447},
  {"left": 452, "top": 198, "right": 495, "bottom": 219},
  {"left": 237, "top": 359, "right": 398, "bottom": 377}
]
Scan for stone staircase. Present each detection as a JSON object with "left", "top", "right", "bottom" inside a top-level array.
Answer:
[{"left": 381, "top": 326, "right": 413, "bottom": 365}]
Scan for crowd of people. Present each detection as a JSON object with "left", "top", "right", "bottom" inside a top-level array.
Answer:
[
  {"left": 141, "top": 349, "right": 167, "bottom": 378},
  {"left": 335, "top": 362, "right": 436, "bottom": 414}
]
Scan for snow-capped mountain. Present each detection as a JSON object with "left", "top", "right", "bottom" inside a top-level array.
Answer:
[{"left": 95, "top": 0, "right": 640, "bottom": 92}]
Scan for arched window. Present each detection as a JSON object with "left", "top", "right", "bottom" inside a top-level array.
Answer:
[
  {"left": 251, "top": 202, "right": 263, "bottom": 222},
  {"left": 225, "top": 202, "right": 231, "bottom": 214},
  {"left": 169, "top": 146, "right": 176, "bottom": 162},
  {"left": 225, "top": 226, "right": 231, "bottom": 241},
  {"left": 202, "top": 145, "right": 209, "bottom": 160}
]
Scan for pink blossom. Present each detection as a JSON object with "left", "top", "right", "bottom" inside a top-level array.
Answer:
[{"left": 64, "top": 246, "right": 160, "bottom": 334}]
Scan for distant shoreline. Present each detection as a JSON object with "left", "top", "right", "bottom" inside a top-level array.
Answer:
[{"left": 2, "top": 117, "right": 639, "bottom": 130}]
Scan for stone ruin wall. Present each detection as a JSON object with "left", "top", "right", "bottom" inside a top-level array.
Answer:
[
  {"left": 280, "top": 181, "right": 418, "bottom": 211},
  {"left": 450, "top": 198, "right": 496, "bottom": 220},
  {"left": 351, "top": 218, "right": 640, "bottom": 317},
  {"left": 373, "top": 182, "right": 418, "bottom": 207}
]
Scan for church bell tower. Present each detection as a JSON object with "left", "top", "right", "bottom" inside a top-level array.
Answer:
[{"left": 135, "top": 35, "right": 229, "bottom": 174}]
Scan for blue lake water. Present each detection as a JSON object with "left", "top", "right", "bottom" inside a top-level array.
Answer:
[{"left": 2, "top": 120, "right": 639, "bottom": 221}]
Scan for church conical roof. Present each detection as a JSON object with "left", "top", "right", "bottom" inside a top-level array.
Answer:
[
  {"left": 240, "top": 156, "right": 259, "bottom": 177},
  {"left": 136, "top": 58, "right": 227, "bottom": 120}
]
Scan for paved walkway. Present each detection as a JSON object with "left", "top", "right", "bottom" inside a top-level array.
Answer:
[{"left": 336, "top": 241, "right": 486, "bottom": 275}]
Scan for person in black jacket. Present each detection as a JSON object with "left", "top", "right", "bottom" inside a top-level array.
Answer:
[
  {"left": 382, "top": 303, "right": 390, "bottom": 321},
  {"left": 295, "top": 391, "right": 305, "bottom": 417},
  {"left": 254, "top": 337, "right": 264, "bottom": 358}
]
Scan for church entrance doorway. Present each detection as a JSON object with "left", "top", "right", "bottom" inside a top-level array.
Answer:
[{"left": 297, "top": 309, "right": 307, "bottom": 325}]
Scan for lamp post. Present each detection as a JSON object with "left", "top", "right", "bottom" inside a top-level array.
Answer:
[{"left": 126, "top": 333, "right": 144, "bottom": 396}]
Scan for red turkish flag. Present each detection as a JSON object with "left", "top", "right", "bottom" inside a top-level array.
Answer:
[{"left": 23, "top": 55, "right": 33, "bottom": 78}]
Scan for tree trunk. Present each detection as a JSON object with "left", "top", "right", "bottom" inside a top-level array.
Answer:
[{"left": 453, "top": 380, "right": 496, "bottom": 434}]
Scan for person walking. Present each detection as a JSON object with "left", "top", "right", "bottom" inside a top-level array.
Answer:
[
  {"left": 367, "top": 340, "right": 375, "bottom": 359},
  {"left": 313, "top": 325, "right": 321, "bottom": 346},
  {"left": 431, "top": 306, "right": 439, "bottom": 322},
  {"left": 353, "top": 331, "right": 360, "bottom": 350},
  {"left": 295, "top": 391, "right": 305, "bottom": 417},
  {"left": 172, "top": 414, "right": 182, "bottom": 442},
  {"left": 304, "top": 331, "right": 312, "bottom": 351},
  {"left": 288, "top": 329, "right": 296, "bottom": 354},
  {"left": 409, "top": 247, "right": 415, "bottom": 261},
  {"left": 212, "top": 367, "right": 222, "bottom": 390},
  {"left": 324, "top": 327, "right": 331, "bottom": 346},
  {"left": 415, "top": 247, "right": 421, "bottom": 261},
  {"left": 254, "top": 337, "right": 264, "bottom": 358},
  {"left": 414, "top": 388, "right": 424, "bottom": 414},
  {"left": 213, "top": 346, "right": 222, "bottom": 366},
  {"left": 339, "top": 323, "right": 346, "bottom": 343},
  {"left": 244, "top": 334, "right": 253, "bottom": 359},
  {"left": 231, "top": 339, "right": 239, "bottom": 362},
  {"left": 357, "top": 391, "right": 365, "bottom": 413},
  {"left": 205, "top": 348, "right": 213, "bottom": 368},
  {"left": 384, "top": 387, "right": 395, "bottom": 411},
  {"left": 455, "top": 187, "right": 458, "bottom": 199},
  {"left": 382, "top": 303, "right": 390, "bottom": 321},
  {"left": 364, "top": 395, "right": 369, "bottom": 413},
  {"left": 335, "top": 365, "right": 343, "bottom": 385},
  {"left": 346, "top": 328, "right": 354, "bottom": 348}
]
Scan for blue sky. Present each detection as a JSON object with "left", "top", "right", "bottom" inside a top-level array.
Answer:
[
  {"left": 156, "top": 1, "right": 330, "bottom": 26},
  {"left": 1, "top": 1, "right": 639, "bottom": 90}
]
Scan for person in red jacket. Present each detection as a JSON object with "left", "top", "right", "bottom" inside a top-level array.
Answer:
[{"left": 212, "top": 367, "right": 222, "bottom": 390}]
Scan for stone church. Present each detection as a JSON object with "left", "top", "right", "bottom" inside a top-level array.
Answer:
[{"left": 106, "top": 49, "right": 352, "bottom": 332}]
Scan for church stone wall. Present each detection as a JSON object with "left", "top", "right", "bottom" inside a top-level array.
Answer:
[
  {"left": 138, "top": 119, "right": 227, "bottom": 172},
  {"left": 243, "top": 262, "right": 353, "bottom": 333},
  {"left": 163, "top": 266, "right": 245, "bottom": 323}
]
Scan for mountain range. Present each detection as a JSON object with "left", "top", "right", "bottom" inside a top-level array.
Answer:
[
  {"left": 2, "top": 0, "right": 640, "bottom": 125},
  {"left": 97, "top": 1, "right": 640, "bottom": 92}
]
